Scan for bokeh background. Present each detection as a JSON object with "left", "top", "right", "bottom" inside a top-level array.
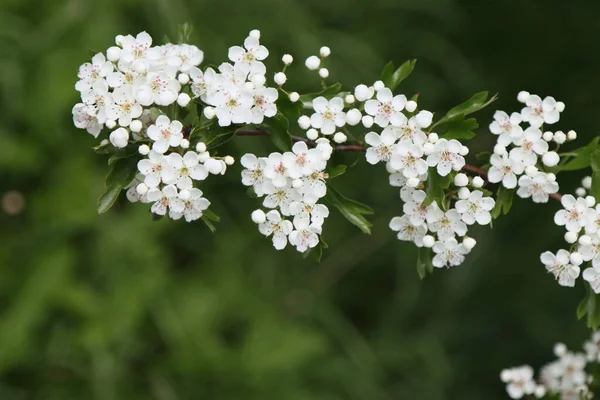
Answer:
[{"left": 1, "top": 0, "right": 599, "bottom": 398}]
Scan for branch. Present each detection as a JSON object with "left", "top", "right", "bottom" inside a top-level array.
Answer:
[{"left": 234, "top": 129, "right": 563, "bottom": 202}]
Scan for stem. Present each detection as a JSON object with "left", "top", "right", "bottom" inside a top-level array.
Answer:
[{"left": 233, "top": 129, "right": 564, "bottom": 202}]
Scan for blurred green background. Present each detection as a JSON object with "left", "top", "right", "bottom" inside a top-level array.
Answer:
[{"left": 1, "top": 0, "right": 599, "bottom": 398}]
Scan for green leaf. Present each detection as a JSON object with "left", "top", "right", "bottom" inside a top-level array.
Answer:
[
  {"left": 476, "top": 152, "right": 492, "bottom": 164},
  {"left": 424, "top": 168, "right": 451, "bottom": 208},
  {"left": 561, "top": 137, "right": 600, "bottom": 171},
  {"left": 262, "top": 112, "right": 293, "bottom": 151},
  {"left": 590, "top": 148, "right": 600, "bottom": 201},
  {"left": 97, "top": 154, "right": 139, "bottom": 214},
  {"left": 416, "top": 247, "right": 434, "bottom": 280},
  {"left": 108, "top": 147, "right": 139, "bottom": 165},
  {"left": 578, "top": 284, "right": 600, "bottom": 329},
  {"left": 276, "top": 91, "right": 303, "bottom": 121},
  {"left": 491, "top": 186, "right": 515, "bottom": 219},
  {"left": 201, "top": 209, "right": 220, "bottom": 233},
  {"left": 440, "top": 117, "right": 478, "bottom": 140},
  {"left": 92, "top": 141, "right": 113, "bottom": 155},
  {"left": 325, "top": 185, "right": 373, "bottom": 234},
  {"left": 97, "top": 184, "right": 122, "bottom": 214},
  {"left": 326, "top": 164, "right": 347, "bottom": 179},
  {"left": 381, "top": 59, "right": 417, "bottom": 92},
  {"left": 299, "top": 83, "right": 343, "bottom": 106},
  {"left": 177, "top": 22, "right": 194, "bottom": 44},
  {"left": 432, "top": 91, "right": 498, "bottom": 129}
]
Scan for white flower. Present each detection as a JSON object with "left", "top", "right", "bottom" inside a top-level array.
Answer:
[
  {"left": 554, "top": 194, "right": 590, "bottom": 233},
  {"left": 490, "top": 111, "right": 523, "bottom": 146},
  {"left": 426, "top": 139, "right": 466, "bottom": 176},
  {"left": 106, "top": 85, "right": 143, "bottom": 127},
  {"left": 585, "top": 206, "right": 600, "bottom": 234},
  {"left": 147, "top": 115, "right": 184, "bottom": 154},
  {"left": 109, "top": 127, "right": 129, "bottom": 148},
  {"left": 298, "top": 171, "right": 328, "bottom": 204},
  {"left": 455, "top": 190, "right": 495, "bottom": 225},
  {"left": 540, "top": 249, "right": 581, "bottom": 287},
  {"left": 228, "top": 35, "right": 268, "bottom": 75},
  {"left": 428, "top": 209, "right": 468, "bottom": 241},
  {"left": 584, "top": 332, "right": 600, "bottom": 362},
  {"left": 258, "top": 210, "right": 293, "bottom": 250},
  {"left": 432, "top": 238, "right": 469, "bottom": 268},
  {"left": 487, "top": 154, "right": 524, "bottom": 189},
  {"left": 282, "top": 141, "right": 325, "bottom": 179},
  {"left": 147, "top": 185, "right": 184, "bottom": 216},
  {"left": 137, "top": 150, "right": 176, "bottom": 188},
  {"left": 136, "top": 72, "right": 181, "bottom": 106},
  {"left": 521, "top": 94, "right": 561, "bottom": 128},
  {"left": 211, "top": 85, "right": 253, "bottom": 127},
  {"left": 578, "top": 235, "right": 600, "bottom": 268},
  {"left": 289, "top": 218, "right": 322, "bottom": 252},
  {"left": 364, "top": 88, "right": 407, "bottom": 127},
  {"left": 516, "top": 172, "right": 559, "bottom": 203},
  {"left": 119, "top": 31, "right": 153, "bottom": 65},
  {"left": 394, "top": 118, "right": 427, "bottom": 145},
  {"left": 263, "top": 152, "right": 289, "bottom": 187},
  {"left": 75, "top": 53, "right": 114, "bottom": 92},
  {"left": 289, "top": 202, "right": 329, "bottom": 227},
  {"left": 501, "top": 366, "right": 536, "bottom": 399},
  {"left": 251, "top": 86, "right": 278, "bottom": 124},
  {"left": 263, "top": 186, "right": 302, "bottom": 215},
  {"left": 189, "top": 67, "right": 220, "bottom": 100},
  {"left": 80, "top": 79, "right": 111, "bottom": 123},
  {"left": 365, "top": 129, "right": 397, "bottom": 164},
  {"left": 166, "top": 151, "right": 208, "bottom": 189},
  {"left": 583, "top": 267, "right": 600, "bottom": 293},
  {"left": 389, "top": 215, "right": 428, "bottom": 246},
  {"left": 403, "top": 190, "right": 444, "bottom": 226},
  {"left": 241, "top": 154, "right": 271, "bottom": 196},
  {"left": 179, "top": 188, "right": 210, "bottom": 222},
  {"left": 310, "top": 96, "right": 346, "bottom": 135},
  {"left": 72, "top": 103, "right": 102, "bottom": 137},
  {"left": 509, "top": 127, "right": 548, "bottom": 166},
  {"left": 174, "top": 44, "right": 204, "bottom": 72},
  {"left": 106, "top": 60, "right": 144, "bottom": 89},
  {"left": 390, "top": 142, "right": 428, "bottom": 178}
]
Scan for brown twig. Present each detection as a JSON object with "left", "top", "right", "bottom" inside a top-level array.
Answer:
[{"left": 234, "top": 129, "right": 563, "bottom": 202}]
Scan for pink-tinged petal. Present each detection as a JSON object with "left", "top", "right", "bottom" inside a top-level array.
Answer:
[{"left": 561, "top": 194, "right": 576, "bottom": 210}]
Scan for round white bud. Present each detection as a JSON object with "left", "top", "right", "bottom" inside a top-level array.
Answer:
[
  {"left": 109, "top": 128, "right": 129, "bottom": 148},
  {"left": 249, "top": 29, "right": 261, "bottom": 39},
  {"left": 459, "top": 145, "right": 469, "bottom": 156},
  {"left": 428, "top": 132, "right": 439, "bottom": 143},
  {"left": 345, "top": 109, "right": 362, "bottom": 126},
  {"left": 542, "top": 131, "right": 554, "bottom": 142},
  {"left": 493, "top": 144, "right": 507, "bottom": 156},
  {"left": 422, "top": 235, "right": 435, "bottom": 248},
  {"left": 415, "top": 110, "right": 433, "bottom": 128},
  {"left": 274, "top": 72, "right": 287, "bottom": 86},
  {"left": 136, "top": 88, "right": 152, "bottom": 105},
  {"left": 525, "top": 165, "right": 538, "bottom": 176},
  {"left": 134, "top": 60, "right": 147, "bottom": 73},
  {"left": 130, "top": 119, "right": 142, "bottom": 133},
  {"left": 105, "top": 119, "right": 117, "bottom": 129},
  {"left": 586, "top": 196, "right": 596, "bottom": 207},
  {"left": 178, "top": 73, "right": 190, "bottom": 85},
  {"left": 319, "top": 46, "right": 331, "bottom": 58},
  {"left": 306, "top": 128, "right": 319, "bottom": 141},
  {"left": 333, "top": 132, "right": 347, "bottom": 144},
  {"left": 373, "top": 80, "right": 385, "bottom": 91},
  {"left": 251, "top": 209, "right": 266, "bottom": 224},
  {"left": 500, "top": 369, "right": 513, "bottom": 383},
  {"left": 224, "top": 155, "right": 235, "bottom": 166},
  {"left": 298, "top": 115, "right": 311, "bottom": 130},
  {"left": 177, "top": 93, "right": 191, "bottom": 107},
  {"left": 196, "top": 142, "right": 206, "bottom": 153},
  {"left": 179, "top": 189, "right": 191, "bottom": 201},
  {"left": 517, "top": 90, "right": 530, "bottom": 103},
  {"left": 106, "top": 46, "right": 122, "bottom": 62},
  {"left": 534, "top": 385, "right": 546, "bottom": 399},
  {"left": 570, "top": 252, "right": 583, "bottom": 266},
  {"left": 198, "top": 151, "right": 210, "bottom": 163},
  {"left": 547, "top": 173, "right": 556, "bottom": 182},
  {"left": 565, "top": 231, "right": 578, "bottom": 244},
  {"left": 554, "top": 342, "right": 567, "bottom": 357},
  {"left": 463, "top": 237, "right": 477, "bottom": 250},
  {"left": 554, "top": 131, "right": 566, "bottom": 144},
  {"left": 289, "top": 92, "right": 300, "bottom": 102},
  {"left": 556, "top": 101, "right": 566, "bottom": 112},
  {"left": 567, "top": 130, "right": 577, "bottom": 140},
  {"left": 406, "top": 178, "right": 420, "bottom": 188},
  {"left": 292, "top": 179, "right": 304, "bottom": 189},
  {"left": 579, "top": 235, "right": 592, "bottom": 246},
  {"left": 305, "top": 56, "right": 321, "bottom": 70},
  {"left": 354, "top": 84, "right": 374, "bottom": 101},
  {"left": 405, "top": 100, "right": 418, "bottom": 113},
  {"left": 345, "top": 94, "right": 355, "bottom": 104},
  {"left": 472, "top": 176, "right": 484, "bottom": 188},
  {"left": 542, "top": 151, "right": 560, "bottom": 167},
  {"left": 138, "top": 144, "right": 150, "bottom": 155},
  {"left": 180, "top": 139, "right": 190, "bottom": 149},
  {"left": 243, "top": 82, "right": 255, "bottom": 91},
  {"left": 576, "top": 187, "right": 587, "bottom": 198},
  {"left": 251, "top": 74, "right": 266, "bottom": 87},
  {"left": 458, "top": 187, "right": 471, "bottom": 200},
  {"left": 454, "top": 173, "right": 469, "bottom": 187},
  {"left": 423, "top": 142, "right": 435, "bottom": 155},
  {"left": 318, "top": 68, "right": 329, "bottom": 79},
  {"left": 361, "top": 115, "right": 374, "bottom": 128},
  {"left": 203, "top": 106, "right": 216, "bottom": 119},
  {"left": 282, "top": 54, "right": 293, "bottom": 65},
  {"left": 205, "top": 158, "right": 224, "bottom": 175},
  {"left": 583, "top": 176, "right": 593, "bottom": 189},
  {"left": 115, "top": 35, "right": 125, "bottom": 46},
  {"left": 136, "top": 183, "right": 148, "bottom": 195}
]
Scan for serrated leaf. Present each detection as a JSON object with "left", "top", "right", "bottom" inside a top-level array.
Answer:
[
  {"left": 440, "top": 117, "right": 478, "bottom": 140},
  {"left": 326, "top": 164, "right": 347, "bottom": 179},
  {"left": 432, "top": 91, "right": 498, "bottom": 129},
  {"left": 424, "top": 168, "right": 450, "bottom": 208},
  {"left": 381, "top": 59, "right": 417, "bottom": 92},
  {"left": 561, "top": 137, "right": 600, "bottom": 171},
  {"left": 262, "top": 112, "right": 293, "bottom": 151},
  {"left": 325, "top": 185, "right": 373, "bottom": 234},
  {"left": 491, "top": 186, "right": 515, "bottom": 219},
  {"left": 300, "top": 83, "right": 343, "bottom": 106}
]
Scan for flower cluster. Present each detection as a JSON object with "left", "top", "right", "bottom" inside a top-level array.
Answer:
[
  {"left": 488, "top": 91, "right": 573, "bottom": 203},
  {"left": 241, "top": 140, "right": 333, "bottom": 252},
  {"left": 500, "top": 332, "right": 600, "bottom": 399}
]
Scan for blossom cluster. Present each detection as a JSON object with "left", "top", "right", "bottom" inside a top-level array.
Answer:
[
  {"left": 241, "top": 140, "right": 333, "bottom": 252},
  {"left": 500, "top": 331, "right": 600, "bottom": 399}
]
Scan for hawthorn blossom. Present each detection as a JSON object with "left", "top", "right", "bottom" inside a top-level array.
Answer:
[
  {"left": 489, "top": 110, "right": 523, "bottom": 146},
  {"left": 390, "top": 143, "right": 428, "bottom": 178},
  {"left": 179, "top": 188, "right": 210, "bottom": 222},
  {"left": 364, "top": 88, "right": 407, "bottom": 127},
  {"left": 583, "top": 267, "right": 600, "bottom": 293},
  {"left": 299, "top": 170, "right": 328, "bottom": 204},
  {"left": 432, "top": 238, "right": 469, "bottom": 268},
  {"left": 289, "top": 218, "right": 322, "bottom": 252},
  {"left": 137, "top": 150, "right": 176, "bottom": 188},
  {"left": 251, "top": 86, "right": 278, "bottom": 124},
  {"left": 189, "top": 67, "right": 220, "bottom": 100},
  {"left": 509, "top": 127, "right": 548, "bottom": 166},
  {"left": 554, "top": 194, "right": 590, "bottom": 233},
  {"left": 389, "top": 215, "right": 428, "bottom": 247},
  {"left": 365, "top": 129, "right": 397, "bottom": 164},
  {"left": 106, "top": 85, "right": 143, "bottom": 127},
  {"left": 136, "top": 72, "right": 181, "bottom": 106},
  {"left": 521, "top": 94, "right": 561, "bottom": 128},
  {"left": 500, "top": 366, "right": 537, "bottom": 399},
  {"left": 403, "top": 190, "right": 443, "bottom": 226},
  {"left": 394, "top": 118, "right": 428, "bottom": 145},
  {"left": 310, "top": 96, "right": 345, "bottom": 135},
  {"left": 147, "top": 115, "right": 184, "bottom": 154},
  {"left": 428, "top": 209, "right": 468, "bottom": 241},
  {"left": 289, "top": 202, "right": 329, "bottom": 227},
  {"left": 146, "top": 184, "right": 183, "bottom": 216},
  {"left": 75, "top": 53, "right": 114, "bottom": 92},
  {"left": 72, "top": 103, "right": 102, "bottom": 137},
  {"left": 263, "top": 186, "right": 302, "bottom": 216},
  {"left": 282, "top": 141, "right": 325, "bottom": 179},
  {"left": 119, "top": 31, "right": 153, "bottom": 65},
  {"left": 228, "top": 35, "right": 268, "bottom": 75},
  {"left": 211, "top": 86, "right": 254, "bottom": 126},
  {"left": 241, "top": 153, "right": 270, "bottom": 196},
  {"left": 516, "top": 172, "right": 559, "bottom": 203},
  {"left": 455, "top": 190, "right": 495, "bottom": 225},
  {"left": 578, "top": 235, "right": 600, "bottom": 268},
  {"left": 487, "top": 154, "right": 524, "bottom": 189},
  {"left": 80, "top": 79, "right": 111, "bottom": 124},
  {"left": 166, "top": 151, "right": 208, "bottom": 189},
  {"left": 540, "top": 249, "right": 580, "bottom": 287},
  {"left": 258, "top": 210, "right": 293, "bottom": 250},
  {"left": 426, "top": 138, "right": 465, "bottom": 176}
]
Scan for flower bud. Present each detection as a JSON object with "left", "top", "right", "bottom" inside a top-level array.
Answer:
[
  {"left": 319, "top": 46, "right": 331, "bottom": 58},
  {"left": 136, "top": 183, "right": 148, "bottom": 195},
  {"left": 565, "top": 231, "right": 578, "bottom": 244},
  {"left": 251, "top": 74, "right": 266, "bottom": 87},
  {"left": 554, "top": 342, "right": 567, "bottom": 357},
  {"left": 583, "top": 176, "right": 592, "bottom": 189},
  {"left": 406, "top": 177, "right": 420, "bottom": 188},
  {"left": 298, "top": 115, "right": 311, "bottom": 130},
  {"left": 224, "top": 155, "right": 235, "bottom": 165},
  {"left": 547, "top": 173, "right": 556, "bottom": 182},
  {"left": 576, "top": 187, "right": 587, "bottom": 198},
  {"left": 463, "top": 237, "right": 477, "bottom": 250},
  {"left": 138, "top": 144, "right": 150, "bottom": 155},
  {"left": 109, "top": 127, "right": 129, "bottom": 148},
  {"left": 251, "top": 209, "right": 266, "bottom": 224},
  {"left": 345, "top": 94, "right": 355, "bottom": 104},
  {"left": 579, "top": 235, "right": 592, "bottom": 246},
  {"left": 274, "top": 72, "right": 287, "bottom": 86},
  {"left": 567, "top": 130, "right": 577, "bottom": 140},
  {"left": 106, "top": 46, "right": 122, "bottom": 62},
  {"left": 373, "top": 80, "right": 385, "bottom": 91},
  {"left": 198, "top": 151, "right": 210, "bottom": 163},
  {"left": 306, "top": 128, "right": 319, "bottom": 140},
  {"left": 345, "top": 109, "right": 362, "bottom": 126},
  {"left": 517, "top": 91, "right": 530, "bottom": 103},
  {"left": 472, "top": 176, "right": 484, "bottom": 188},
  {"left": 422, "top": 235, "right": 435, "bottom": 248},
  {"left": 542, "top": 131, "right": 554, "bottom": 141},
  {"left": 586, "top": 196, "right": 596, "bottom": 207},
  {"left": 289, "top": 92, "right": 300, "bottom": 102},
  {"left": 525, "top": 166, "right": 538, "bottom": 176},
  {"left": 333, "top": 132, "right": 347, "bottom": 144},
  {"left": 177, "top": 93, "right": 191, "bottom": 107},
  {"left": 428, "top": 132, "right": 439, "bottom": 143},
  {"left": 554, "top": 131, "right": 566, "bottom": 144},
  {"left": 415, "top": 110, "right": 433, "bottom": 128},
  {"left": 105, "top": 119, "right": 117, "bottom": 129},
  {"left": 570, "top": 252, "right": 583, "bottom": 266},
  {"left": 318, "top": 68, "right": 329, "bottom": 79},
  {"left": 361, "top": 115, "right": 374, "bottom": 128},
  {"left": 493, "top": 144, "right": 507, "bottom": 156},
  {"left": 458, "top": 187, "right": 471, "bottom": 200},
  {"left": 556, "top": 102, "right": 566, "bottom": 112},
  {"left": 305, "top": 56, "right": 321, "bottom": 70},
  {"left": 178, "top": 73, "right": 190, "bottom": 85},
  {"left": 423, "top": 142, "right": 435, "bottom": 155},
  {"left": 130, "top": 119, "right": 142, "bottom": 133},
  {"left": 459, "top": 145, "right": 469, "bottom": 156},
  {"left": 205, "top": 158, "right": 224, "bottom": 175},
  {"left": 534, "top": 385, "right": 546, "bottom": 398},
  {"left": 180, "top": 139, "right": 190, "bottom": 149},
  {"left": 354, "top": 84, "right": 374, "bottom": 101},
  {"left": 454, "top": 173, "right": 469, "bottom": 187},
  {"left": 542, "top": 151, "right": 560, "bottom": 167},
  {"left": 282, "top": 54, "right": 293, "bottom": 65},
  {"left": 203, "top": 106, "right": 216, "bottom": 119}
]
